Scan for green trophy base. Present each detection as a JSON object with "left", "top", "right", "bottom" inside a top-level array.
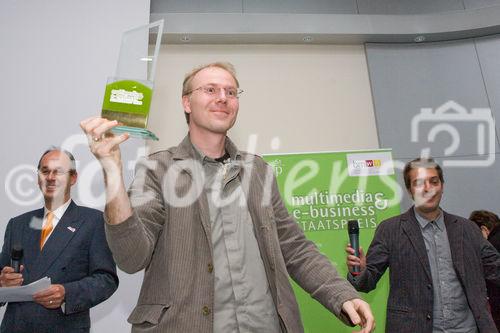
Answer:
[{"left": 111, "top": 126, "right": 159, "bottom": 141}]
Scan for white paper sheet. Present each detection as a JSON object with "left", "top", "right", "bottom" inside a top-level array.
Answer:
[{"left": 0, "top": 277, "right": 51, "bottom": 302}]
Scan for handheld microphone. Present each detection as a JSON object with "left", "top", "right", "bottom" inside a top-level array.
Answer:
[
  {"left": 347, "top": 220, "right": 360, "bottom": 275},
  {"left": 11, "top": 247, "right": 23, "bottom": 273}
]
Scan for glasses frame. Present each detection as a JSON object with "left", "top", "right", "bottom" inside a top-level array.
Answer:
[
  {"left": 38, "top": 169, "right": 72, "bottom": 177},
  {"left": 185, "top": 85, "right": 244, "bottom": 99}
]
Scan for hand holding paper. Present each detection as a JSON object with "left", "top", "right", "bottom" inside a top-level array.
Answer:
[
  {"left": 0, "top": 277, "right": 51, "bottom": 303},
  {"left": 33, "top": 283, "right": 65, "bottom": 309}
]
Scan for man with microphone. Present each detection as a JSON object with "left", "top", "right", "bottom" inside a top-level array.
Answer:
[
  {"left": 0, "top": 148, "right": 118, "bottom": 333},
  {"left": 346, "top": 158, "right": 500, "bottom": 332}
]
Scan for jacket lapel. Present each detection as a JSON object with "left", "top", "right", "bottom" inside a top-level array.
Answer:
[
  {"left": 401, "top": 208, "right": 433, "bottom": 281},
  {"left": 30, "top": 201, "right": 83, "bottom": 281},
  {"left": 22, "top": 209, "right": 44, "bottom": 281},
  {"left": 443, "top": 212, "right": 465, "bottom": 279},
  {"left": 173, "top": 136, "right": 213, "bottom": 254},
  {"left": 196, "top": 182, "right": 213, "bottom": 253}
]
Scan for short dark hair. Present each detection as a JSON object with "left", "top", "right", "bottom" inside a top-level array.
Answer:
[
  {"left": 37, "top": 147, "right": 77, "bottom": 174},
  {"left": 469, "top": 210, "right": 500, "bottom": 232},
  {"left": 403, "top": 157, "right": 444, "bottom": 190}
]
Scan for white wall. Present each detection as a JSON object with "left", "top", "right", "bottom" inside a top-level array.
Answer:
[
  {"left": 0, "top": 1, "right": 149, "bottom": 332},
  {"left": 148, "top": 44, "right": 379, "bottom": 154}
]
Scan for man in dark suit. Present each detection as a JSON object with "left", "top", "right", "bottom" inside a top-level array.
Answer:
[
  {"left": 346, "top": 158, "right": 500, "bottom": 333},
  {"left": 0, "top": 148, "right": 118, "bottom": 333}
]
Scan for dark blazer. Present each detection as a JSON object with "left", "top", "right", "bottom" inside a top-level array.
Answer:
[
  {"left": 0, "top": 201, "right": 118, "bottom": 333},
  {"left": 349, "top": 207, "right": 500, "bottom": 333}
]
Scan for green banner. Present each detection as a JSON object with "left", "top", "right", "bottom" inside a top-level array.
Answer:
[{"left": 263, "top": 149, "right": 401, "bottom": 333}]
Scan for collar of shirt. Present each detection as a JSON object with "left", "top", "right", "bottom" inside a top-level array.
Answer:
[
  {"left": 414, "top": 207, "right": 445, "bottom": 231},
  {"left": 189, "top": 136, "right": 241, "bottom": 165},
  {"left": 43, "top": 199, "right": 72, "bottom": 230}
]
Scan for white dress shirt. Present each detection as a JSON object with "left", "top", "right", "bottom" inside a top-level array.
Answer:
[{"left": 41, "top": 199, "right": 72, "bottom": 247}]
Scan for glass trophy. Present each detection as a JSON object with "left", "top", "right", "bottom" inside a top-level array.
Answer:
[{"left": 101, "top": 20, "right": 164, "bottom": 140}]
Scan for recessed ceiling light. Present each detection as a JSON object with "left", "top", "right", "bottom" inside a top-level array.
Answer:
[{"left": 414, "top": 35, "right": 426, "bottom": 43}]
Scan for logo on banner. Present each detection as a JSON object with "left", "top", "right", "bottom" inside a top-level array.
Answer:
[
  {"left": 268, "top": 159, "right": 284, "bottom": 176},
  {"left": 346, "top": 152, "right": 394, "bottom": 176}
]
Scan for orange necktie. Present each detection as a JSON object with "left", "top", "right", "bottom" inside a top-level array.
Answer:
[{"left": 40, "top": 211, "right": 54, "bottom": 250}]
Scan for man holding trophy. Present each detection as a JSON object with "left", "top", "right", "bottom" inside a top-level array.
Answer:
[{"left": 81, "top": 62, "right": 374, "bottom": 333}]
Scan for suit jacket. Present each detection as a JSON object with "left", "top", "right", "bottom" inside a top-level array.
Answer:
[
  {"left": 105, "top": 135, "right": 360, "bottom": 333},
  {"left": 0, "top": 201, "right": 119, "bottom": 333},
  {"left": 349, "top": 207, "right": 500, "bottom": 333}
]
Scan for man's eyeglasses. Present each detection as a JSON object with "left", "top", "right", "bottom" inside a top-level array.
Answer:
[
  {"left": 186, "top": 85, "right": 243, "bottom": 99},
  {"left": 38, "top": 169, "right": 71, "bottom": 177}
]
